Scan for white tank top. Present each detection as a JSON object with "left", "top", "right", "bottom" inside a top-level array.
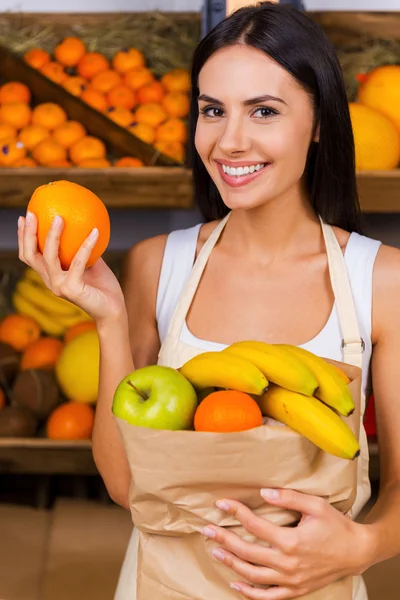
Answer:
[{"left": 156, "top": 223, "right": 382, "bottom": 398}]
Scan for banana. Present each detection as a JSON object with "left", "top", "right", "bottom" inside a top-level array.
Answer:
[
  {"left": 16, "top": 279, "right": 79, "bottom": 318},
  {"left": 12, "top": 291, "right": 65, "bottom": 337},
  {"left": 23, "top": 268, "right": 46, "bottom": 287},
  {"left": 260, "top": 385, "right": 360, "bottom": 460},
  {"left": 278, "top": 345, "right": 355, "bottom": 417},
  {"left": 223, "top": 343, "right": 318, "bottom": 397},
  {"left": 179, "top": 352, "right": 269, "bottom": 396}
]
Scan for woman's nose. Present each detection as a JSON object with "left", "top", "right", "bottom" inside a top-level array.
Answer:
[{"left": 217, "top": 117, "right": 252, "bottom": 155}]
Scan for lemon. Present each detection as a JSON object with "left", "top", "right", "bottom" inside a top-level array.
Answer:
[
  {"left": 349, "top": 103, "right": 400, "bottom": 170},
  {"left": 55, "top": 329, "right": 100, "bottom": 403},
  {"left": 358, "top": 65, "right": 400, "bottom": 133}
]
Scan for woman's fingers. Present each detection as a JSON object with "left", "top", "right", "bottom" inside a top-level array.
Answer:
[
  {"left": 20, "top": 211, "right": 49, "bottom": 282},
  {"left": 42, "top": 215, "right": 65, "bottom": 291},
  {"left": 66, "top": 228, "right": 99, "bottom": 290},
  {"left": 17, "top": 216, "right": 26, "bottom": 264}
]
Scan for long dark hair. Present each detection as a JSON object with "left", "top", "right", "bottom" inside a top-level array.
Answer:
[{"left": 188, "top": 2, "right": 363, "bottom": 233}]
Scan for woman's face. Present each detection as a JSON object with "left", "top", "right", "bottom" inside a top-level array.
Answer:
[{"left": 195, "top": 44, "right": 319, "bottom": 211}]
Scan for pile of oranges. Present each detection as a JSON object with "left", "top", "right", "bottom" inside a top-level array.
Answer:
[
  {"left": 23, "top": 37, "right": 190, "bottom": 163},
  {"left": 0, "top": 81, "right": 144, "bottom": 168}
]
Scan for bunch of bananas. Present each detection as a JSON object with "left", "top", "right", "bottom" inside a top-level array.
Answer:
[
  {"left": 180, "top": 341, "right": 359, "bottom": 461},
  {"left": 12, "top": 268, "right": 93, "bottom": 337}
]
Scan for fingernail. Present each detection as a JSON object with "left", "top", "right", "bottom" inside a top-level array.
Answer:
[
  {"left": 89, "top": 228, "right": 99, "bottom": 241},
  {"left": 216, "top": 500, "right": 231, "bottom": 511},
  {"left": 26, "top": 211, "right": 33, "bottom": 224},
  {"left": 212, "top": 548, "right": 225, "bottom": 560},
  {"left": 261, "top": 488, "right": 280, "bottom": 499},
  {"left": 202, "top": 526, "right": 216, "bottom": 538},
  {"left": 230, "top": 583, "right": 242, "bottom": 592},
  {"left": 51, "top": 215, "right": 62, "bottom": 229}
]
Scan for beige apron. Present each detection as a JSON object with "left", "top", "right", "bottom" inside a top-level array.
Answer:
[{"left": 114, "top": 213, "right": 369, "bottom": 600}]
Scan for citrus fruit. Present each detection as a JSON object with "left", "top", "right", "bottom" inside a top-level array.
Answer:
[
  {"left": 63, "top": 76, "right": 88, "bottom": 97},
  {"left": 32, "top": 103, "right": 67, "bottom": 131},
  {"left": 53, "top": 121, "right": 86, "bottom": 149},
  {"left": 47, "top": 159, "right": 71, "bottom": 168},
  {"left": 194, "top": 390, "right": 263, "bottom": 433},
  {"left": 136, "top": 81, "right": 165, "bottom": 104},
  {"left": 155, "top": 140, "right": 185, "bottom": 163},
  {"left": 0, "top": 139, "right": 27, "bottom": 166},
  {"left": 112, "top": 48, "right": 145, "bottom": 73},
  {"left": 358, "top": 65, "right": 400, "bottom": 133},
  {"left": 69, "top": 136, "right": 106, "bottom": 164},
  {"left": 124, "top": 67, "right": 154, "bottom": 91},
  {"left": 19, "top": 124, "right": 49, "bottom": 150},
  {"left": 46, "top": 401, "right": 95, "bottom": 440},
  {"left": 0, "top": 313, "right": 41, "bottom": 351},
  {"left": 106, "top": 106, "right": 135, "bottom": 128},
  {"left": 0, "top": 123, "right": 17, "bottom": 140},
  {"left": 162, "top": 92, "right": 190, "bottom": 118},
  {"left": 40, "top": 61, "right": 68, "bottom": 84},
  {"left": 54, "top": 37, "right": 86, "bottom": 67},
  {"left": 128, "top": 122, "right": 155, "bottom": 144},
  {"left": 77, "top": 52, "right": 109, "bottom": 80},
  {"left": 161, "top": 69, "right": 190, "bottom": 93},
  {"left": 32, "top": 138, "right": 67, "bottom": 166},
  {"left": 107, "top": 84, "right": 136, "bottom": 110},
  {"left": 156, "top": 118, "right": 187, "bottom": 144},
  {"left": 114, "top": 157, "right": 144, "bottom": 167},
  {"left": 55, "top": 330, "right": 100, "bottom": 403},
  {"left": 27, "top": 180, "right": 110, "bottom": 270},
  {"left": 349, "top": 103, "right": 400, "bottom": 170},
  {"left": 64, "top": 320, "right": 96, "bottom": 344},
  {"left": 23, "top": 48, "right": 51, "bottom": 70},
  {"left": 21, "top": 337, "right": 64, "bottom": 370},
  {"left": 12, "top": 156, "right": 37, "bottom": 167},
  {"left": 135, "top": 103, "right": 167, "bottom": 127},
  {"left": 80, "top": 88, "right": 108, "bottom": 112},
  {"left": 91, "top": 69, "right": 121, "bottom": 93},
  {"left": 77, "top": 158, "right": 111, "bottom": 168},
  {"left": 0, "top": 82, "right": 31, "bottom": 105},
  {"left": 0, "top": 102, "right": 31, "bottom": 129}
]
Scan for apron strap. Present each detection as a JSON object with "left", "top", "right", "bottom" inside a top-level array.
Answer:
[
  {"left": 165, "top": 213, "right": 231, "bottom": 340},
  {"left": 319, "top": 218, "right": 364, "bottom": 369}
]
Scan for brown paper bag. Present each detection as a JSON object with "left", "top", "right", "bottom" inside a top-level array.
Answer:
[{"left": 116, "top": 359, "right": 362, "bottom": 600}]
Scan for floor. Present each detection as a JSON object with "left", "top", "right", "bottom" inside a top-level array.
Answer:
[{"left": 0, "top": 495, "right": 398, "bottom": 600}]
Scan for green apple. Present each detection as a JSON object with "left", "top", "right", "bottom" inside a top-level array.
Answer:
[{"left": 112, "top": 365, "right": 198, "bottom": 430}]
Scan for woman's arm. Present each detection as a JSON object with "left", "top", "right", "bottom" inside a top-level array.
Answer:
[{"left": 92, "top": 235, "right": 166, "bottom": 509}]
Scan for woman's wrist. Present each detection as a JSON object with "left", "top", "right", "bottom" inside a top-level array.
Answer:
[
  {"left": 354, "top": 523, "right": 379, "bottom": 574},
  {"left": 96, "top": 308, "right": 129, "bottom": 338}
]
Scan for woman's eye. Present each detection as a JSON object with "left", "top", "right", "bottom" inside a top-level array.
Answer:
[
  {"left": 200, "top": 106, "right": 224, "bottom": 118},
  {"left": 253, "top": 107, "right": 277, "bottom": 118}
]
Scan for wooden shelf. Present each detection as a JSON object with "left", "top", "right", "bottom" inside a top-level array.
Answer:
[
  {"left": 0, "top": 168, "right": 399, "bottom": 212},
  {"left": 0, "top": 167, "right": 193, "bottom": 209}
]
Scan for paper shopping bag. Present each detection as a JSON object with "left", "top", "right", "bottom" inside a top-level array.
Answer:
[{"left": 116, "top": 359, "right": 361, "bottom": 600}]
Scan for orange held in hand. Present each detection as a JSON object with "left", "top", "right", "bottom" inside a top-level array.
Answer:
[
  {"left": 27, "top": 180, "right": 110, "bottom": 270},
  {"left": 194, "top": 390, "right": 263, "bottom": 433}
]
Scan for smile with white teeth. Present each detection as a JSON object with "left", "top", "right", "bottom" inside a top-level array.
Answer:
[{"left": 221, "top": 163, "right": 267, "bottom": 177}]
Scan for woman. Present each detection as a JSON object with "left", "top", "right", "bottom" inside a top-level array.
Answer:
[{"left": 17, "top": 3, "right": 400, "bottom": 599}]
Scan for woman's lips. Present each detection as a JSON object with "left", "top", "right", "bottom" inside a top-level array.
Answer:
[{"left": 216, "top": 161, "right": 270, "bottom": 188}]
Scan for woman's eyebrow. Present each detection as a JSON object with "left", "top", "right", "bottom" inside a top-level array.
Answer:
[{"left": 198, "top": 93, "right": 287, "bottom": 106}]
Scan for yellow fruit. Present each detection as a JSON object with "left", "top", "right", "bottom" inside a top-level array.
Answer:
[
  {"left": 358, "top": 65, "right": 400, "bottom": 133},
  {"left": 179, "top": 351, "right": 268, "bottom": 396},
  {"left": 12, "top": 291, "right": 65, "bottom": 337},
  {"left": 260, "top": 385, "right": 360, "bottom": 460},
  {"left": 349, "top": 103, "right": 400, "bottom": 170},
  {"left": 56, "top": 330, "right": 100, "bottom": 403}
]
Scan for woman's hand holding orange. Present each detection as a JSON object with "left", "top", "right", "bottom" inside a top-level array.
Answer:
[{"left": 17, "top": 211, "right": 126, "bottom": 324}]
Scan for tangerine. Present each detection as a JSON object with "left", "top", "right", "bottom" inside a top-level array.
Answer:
[
  {"left": 19, "top": 124, "right": 50, "bottom": 150},
  {"left": 161, "top": 69, "right": 190, "bottom": 93},
  {"left": 63, "top": 76, "right": 88, "bottom": 97},
  {"left": 0, "top": 313, "right": 41, "bottom": 351},
  {"left": 156, "top": 118, "right": 187, "bottom": 144},
  {"left": 0, "top": 82, "right": 31, "bottom": 105},
  {"left": 107, "top": 84, "right": 136, "bottom": 110},
  {"left": 135, "top": 102, "right": 167, "bottom": 127},
  {"left": 12, "top": 156, "right": 37, "bottom": 167},
  {"left": 77, "top": 52, "right": 109, "bottom": 80},
  {"left": 32, "top": 103, "right": 67, "bottom": 131},
  {"left": 27, "top": 180, "right": 110, "bottom": 269},
  {"left": 0, "top": 139, "right": 26, "bottom": 166},
  {"left": 128, "top": 122, "right": 155, "bottom": 144},
  {"left": 46, "top": 401, "right": 95, "bottom": 440},
  {"left": 23, "top": 48, "right": 51, "bottom": 70},
  {"left": 124, "top": 67, "right": 154, "bottom": 91},
  {"left": 53, "top": 121, "right": 86, "bottom": 149},
  {"left": 32, "top": 139, "right": 67, "bottom": 166},
  {"left": 136, "top": 81, "right": 165, "bottom": 104},
  {"left": 194, "top": 390, "right": 263, "bottom": 433},
  {"left": 114, "top": 157, "right": 144, "bottom": 167},
  {"left": 69, "top": 136, "right": 106, "bottom": 164},
  {"left": 77, "top": 158, "right": 111, "bottom": 168},
  {"left": 112, "top": 48, "right": 145, "bottom": 74},
  {"left": 80, "top": 88, "right": 108, "bottom": 112},
  {"left": 40, "top": 62, "right": 68, "bottom": 84},
  {"left": 155, "top": 140, "right": 185, "bottom": 163},
  {"left": 0, "top": 123, "right": 17, "bottom": 140},
  {"left": 162, "top": 92, "right": 190, "bottom": 118},
  {"left": 91, "top": 70, "right": 121, "bottom": 94},
  {"left": 21, "top": 337, "right": 64, "bottom": 370},
  {"left": 64, "top": 320, "right": 96, "bottom": 343},
  {"left": 54, "top": 37, "right": 86, "bottom": 67},
  {"left": 0, "top": 102, "right": 31, "bottom": 129},
  {"left": 47, "top": 159, "right": 72, "bottom": 167},
  {"left": 106, "top": 106, "right": 135, "bottom": 128}
]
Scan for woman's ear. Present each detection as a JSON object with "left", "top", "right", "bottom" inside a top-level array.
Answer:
[{"left": 313, "top": 122, "right": 320, "bottom": 143}]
